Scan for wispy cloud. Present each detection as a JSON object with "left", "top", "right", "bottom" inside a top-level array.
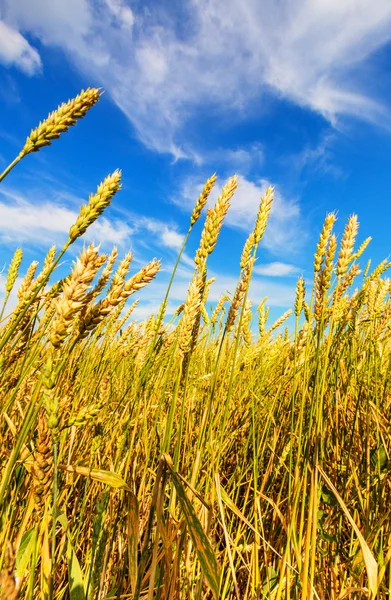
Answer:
[
  {"left": 254, "top": 262, "right": 300, "bottom": 277},
  {"left": 133, "top": 216, "right": 185, "bottom": 251},
  {"left": 0, "top": 190, "right": 132, "bottom": 246},
  {"left": 280, "top": 133, "right": 346, "bottom": 181},
  {"left": 2, "top": 0, "right": 391, "bottom": 156},
  {"left": 0, "top": 20, "right": 41, "bottom": 74},
  {"left": 0, "top": 185, "right": 186, "bottom": 255}
]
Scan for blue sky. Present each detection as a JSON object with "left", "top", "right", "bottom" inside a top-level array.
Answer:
[{"left": 1, "top": 0, "right": 391, "bottom": 324}]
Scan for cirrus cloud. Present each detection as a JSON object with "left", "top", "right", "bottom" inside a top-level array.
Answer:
[{"left": 1, "top": 0, "right": 391, "bottom": 157}]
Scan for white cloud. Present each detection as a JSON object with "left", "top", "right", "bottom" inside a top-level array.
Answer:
[
  {"left": 0, "top": 186, "right": 186, "bottom": 255},
  {"left": 254, "top": 262, "right": 300, "bottom": 277},
  {"left": 0, "top": 20, "right": 41, "bottom": 74},
  {"left": 134, "top": 216, "right": 185, "bottom": 251},
  {"left": 0, "top": 188, "right": 132, "bottom": 246},
  {"left": 161, "top": 228, "right": 184, "bottom": 251},
  {"left": 177, "top": 174, "right": 306, "bottom": 255},
  {"left": 104, "top": 0, "right": 134, "bottom": 29},
  {"left": 3, "top": 0, "right": 93, "bottom": 51},
  {"left": 2, "top": 0, "right": 391, "bottom": 156},
  {"left": 280, "top": 132, "right": 345, "bottom": 180}
]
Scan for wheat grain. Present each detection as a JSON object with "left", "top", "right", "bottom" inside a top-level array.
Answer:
[
  {"left": 226, "top": 263, "right": 252, "bottom": 332},
  {"left": 194, "top": 176, "right": 238, "bottom": 270},
  {"left": 336, "top": 214, "right": 359, "bottom": 279},
  {"left": 267, "top": 309, "right": 292, "bottom": 335},
  {"left": 211, "top": 294, "right": 229, "bottom": 326},
  {"left": 69, "top": 170, "right": 122, "bottom": 242},
  {"left": 190, "top": 173, "right": 217, "bottom": 226},
  {"left": 240, "top": 232, "right": 255, "bottom": 270},
  {"left": 314, "top": 212, "right": 336, "bottom": 273},
  {"left": 50, "top": 244, "right": 104, "bottom": 348},
  {"left": 20, "top": 88, "right": 101, "bottom": 157},
  {"left": 178, "top": 275, "right": 203, "bottom": 356},
  {"left": 4, "top": 249, "right": 23, "bottom": 298},
  {"left": 254, "top": 186, "right": 274, "bottom": 244},
  {"left": 294, "top": 276, "right": 305, "bottom": 318}
]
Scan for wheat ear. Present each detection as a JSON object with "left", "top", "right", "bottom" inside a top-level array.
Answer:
[
  {"left": 50, "top": 244, "right": 104, "bottom": 348},
  {"left": 254, "top": 186, "right": 274, "bottom": 244},
  {"left": 68, "top": 170, "right": 122, "bottom": 242},
  {"left": 190, "top": 173, "right": 217, "bottom": 226},
  {"left": 194, "top": 175, "right": 238, "bottom": 270},
  {"left": 0, "top": 248, "right": 23, "bottom": 320},
  {"left": 178, "top": 275, "right": 203, "bottom": 356},
  {"left": 294, "top": 276, "right": 305, "bottom": 318},
  {"left": 0, "top": 88, "right": 102, "bottom": 182},
  {"left": 20, "top": 88, "right": 101, "bottom": 157}
]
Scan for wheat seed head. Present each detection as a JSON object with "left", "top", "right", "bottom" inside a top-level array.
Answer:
[
  {"left": 254, "top": 186, "right": 274, "bottom": 244},
  {"left": 32, "top": 245, "right": 57, "bottom": 292},
  {"left": 352, "top": 236, "right": 371, "bottom": 262},
  {"left": 78, "top": 257, "right": 160, "bottom": 338},
  {"left": 226, "top": 262, "right": 252, "bottom": 332},
  {"left": 257, "top": 298, "right": 268, "bottom": 336},
  {"left": 211, "top": 294, "right": 229, "bottom": 326},
  {"left": 240, "top": 300, "right": 253, "bottom": 346},
  {"left": 50, "top": 244, "right": 103, "bottom": 348},
  {"left": 77, "top": 250, "right": 132, "bottom": 338},
  {"left": 335, "top": 263, "right": 361, "bottom": 305},
  {"left": 178, "top": 275, "right": 203, "bottom": 356},
  {"left": 294, "top": 276, "right": 305, "bottom": 318},
  {"left": 17, "top": 261, "right": 39, "bottom": 301},
  {"left": 83, "top": 247, "right": 118, "bottom": 306},
  {"left": 115, "top": 299, "right": 139, "bottom": 334},
  {"left": 314, "top": 212, "right": 336, "bottom": 273},
  {"left": 194, "top": 175, "right": 238, "bottom": 270},
  {"left": 190, "top": 173, "right": 217, "bottom": 226},
  {"left": 5, "top": 248, "right": 23, "bottom": 296},
  {"left": 20, "top": 88, "right": 101, "bottom": 157},
  {"left": 69, "top": 170, "right": 122, "bottom": 242},
  {"left": 240, "top": 232, "right": 255, "bottom": 270},
  {"left": 268, "top": 309, "right": 292, "bottom": 334},
  {"left": 122, "top": 258, "right": 161, "bottom": 297},
  {"left": 324, "top": 234, "right": 337, "bottom": 289},
  {"left": 106, "top": 251, "right": 133, "bottom": 305},
  {"left": 336, "top": 214, "right": 359, "bottom": 279}
]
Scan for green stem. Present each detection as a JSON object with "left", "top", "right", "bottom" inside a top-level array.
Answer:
[
  {"left": 0, "top": 154, "right": 23, "bottom": 183},
  {"left": 0, "top": 292, "right": 10, "bottom": 322},
  {"left": 0, "top": 386, "right": 43, "bottom": 508},
  {"left": 49, "top": 438, "right": 58, "bottom": 600}
]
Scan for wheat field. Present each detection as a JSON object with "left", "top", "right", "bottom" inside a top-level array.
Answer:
[{"left": 0, "top": 88, "right": 391, "bottom": 600}]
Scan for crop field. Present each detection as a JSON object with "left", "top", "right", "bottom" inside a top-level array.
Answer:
[{"left": 1, "top": 89, "right": 391, "bottom": 600}]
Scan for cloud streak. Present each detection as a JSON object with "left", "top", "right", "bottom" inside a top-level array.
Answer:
[
  {"left": 2, "top": 0, "right": 391, "bottom": 156},
  {"left": 0, "top": 20, "right": 41, "bottom": 74},
  {"left": 0, "top": 185, "right": 186, "bottom": 255},
  {"left": 254, "top": 262, "right": 300, "bottom": 277}
]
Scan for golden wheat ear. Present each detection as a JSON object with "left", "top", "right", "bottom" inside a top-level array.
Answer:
[
  {"left": 190, "top": 173, "right": 217, "bottom": 227},
  {"left": 0, "top": 248, "right": 23, "bottom": 320},
  {"left": 0, "top": 88, "right": 102, "bottom": 182},
  {"left": 21, "top": 88, "right": 102, "bottom": 156},
  {"left": 68, "top": 170, "right": 122, "bottom": 243}
]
